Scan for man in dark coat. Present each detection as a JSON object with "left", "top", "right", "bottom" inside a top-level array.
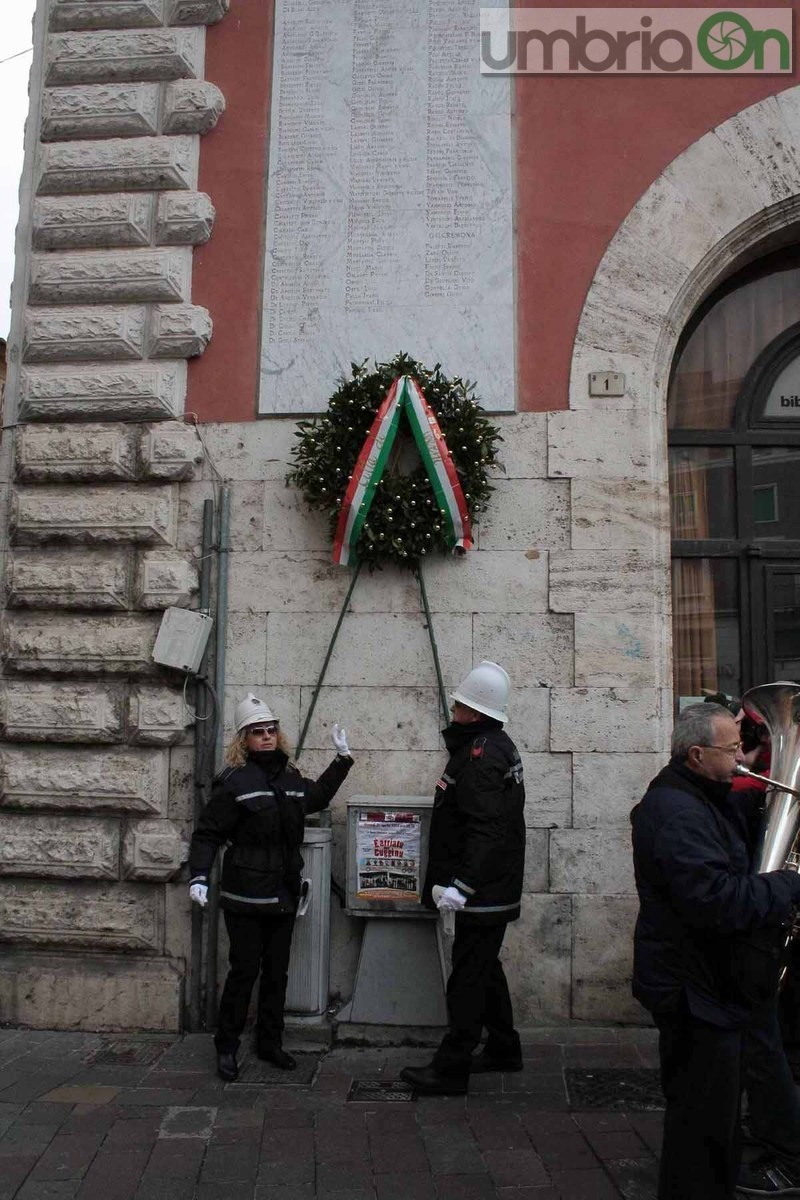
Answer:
[
  {"left": 401, "top": 661, "right": 526, "bottom": 1096},
  {"left": 631, "top": 702, "right": 800, "bottom": 1199}
]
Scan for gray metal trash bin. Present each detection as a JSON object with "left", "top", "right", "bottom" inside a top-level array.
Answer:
[{"left": 285, "top": 827, "right": 332, "bottom": 1016}]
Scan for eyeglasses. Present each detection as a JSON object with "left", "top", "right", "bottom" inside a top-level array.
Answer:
[
  {"left": 699, "top": 742, "right": 742, "bottom": 756},
  {"left": 246, "top": 723, "right": 279, "bottom": 737}
]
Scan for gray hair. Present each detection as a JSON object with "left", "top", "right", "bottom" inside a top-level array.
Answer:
[{"left": 671, "top": 702, "right": 733, "bottom": 760}]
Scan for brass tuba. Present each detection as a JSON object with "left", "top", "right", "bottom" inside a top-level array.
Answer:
[{"left": 736, "top": 681, "right": 800, "bottom": 873}]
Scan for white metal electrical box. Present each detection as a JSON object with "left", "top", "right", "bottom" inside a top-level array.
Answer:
[{"left": 152, "top": 607, "right": 213, "bottom": 673}]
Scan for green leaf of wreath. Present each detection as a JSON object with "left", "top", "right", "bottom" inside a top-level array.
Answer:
[{"left": 286, "top": 353, "right": 503, "bottom": 571}]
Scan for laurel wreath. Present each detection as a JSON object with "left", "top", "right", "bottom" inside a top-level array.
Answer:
[{"left": 286, "top": 353, "right": 503, "bottom": 570}]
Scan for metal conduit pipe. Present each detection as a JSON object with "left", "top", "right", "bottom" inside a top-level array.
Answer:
[
  {"left": 189, "top": 498, "right": 215, "bottom": 1032},
  {"left": 204, "top": 485, "right": 231, "bottom": 1030}
]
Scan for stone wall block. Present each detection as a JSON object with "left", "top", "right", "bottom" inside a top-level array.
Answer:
[
  {"left": 298, "top": 686, "right": 442, "bottom": 752},
  {"left": 0, "top": 880, "right": 162, "bottom": 950},
  {"left": 11, "top": 484, "right": 177, "bottom": 545},
  {"left": 522, "top": 753, "right": 572, "bottom": 829},
  {"left": 20, "top": 362, "right": 186, "bottom": 422},
  {"left": 134, "top": 550, "right": 197, "bottom": 608},
  {"left": 573, "top": 753, "right": 665, "bottom": 827},
  {"left": 129, "top": 684, "right": 193, "bottom": 743},
  {"left": 46, "top": 29, "right": 204, "bottom": 87},
  {"left": 139, "top": 423, "right": 203, "bottom": 481},
  {"left": 476, "top": 478, "right": 570, "bottom": 551},
  {"left": 167, "top": 0, "right": 229, "bottom": 24},
  {"left": 155, "top": 191, "right": 215, "bottom": 244},
  {"left": 575, "top": 613, "right": 665, "bottom": 689},
  {"left": 548, "top": 409, "right": 656, "bottom": 483},
  {"left": 15, "top": 423, "right": 138, "bottom": 483},
  {"left": 550, "top": 551, "right": 666, "bottom": 614},
  {"left": 0, "top": 680, "right": 124, "bottom": 742},
  {"left": 29, "top": 249, "right": 192, "bottom": 306},
  {"left": 0, "top": 949, "right": 182, "bottom": 1032},
  {"left": 122, "top": 818, "right": 188, "bottom": 880},
  {"left": 715, "top": 96, "right": 800, "bottom": 208},
  {"left": 0, "top": 745, "right": 169, "bottom": 814},
  {"left": 33, "top": 194, "right": 154, "bottom": 251},
  {"left": 147, "top": 304, "right": 212, "bottom": 358},
  {"left": 228, "top": 551, "right": 420, "bottom": 616},
  {"left": 163, "top": 80, "right": 225, "bottom": 135},
  {"left": 41, "top": 83, "right": 160, "bottom": 141},
  {"left": 37, "top": 136, "right": 198, "bottom": 196},
  {"left": 0, "top": 814, "right": 120, "bottom": 881},
  {"left": 550, "top": 829, "right": 635, "bottom": 895},
  {"left": 3, "top": 613, "right": 160, "bottom": 675},
  {"left": 423, "top": 550, "right": 548, "bottom": 614},
  {"left": 572, "top": 896, "right": 642, "bottom": 1022},
  {"left": 551, "top": 687, "right": 668, "bottom": 753},
  {"left": 523, "top": 828, "right": 549, "bottom": 893},
  {"left": 50, "top": 0, "right": 166, "bottom": 31},
  {"left": 571, "top": 479, "right": 669, "bottom": 551},
  {"left": 503, "top": 895, "right": 572, "bottom": 1022},
  {"left": 7, "top": 547, "right": 130, "bottom": 610},
  {"left": 23, "top": 305, "right": 147, "bottom": 364},
  {"left": 473, "top": 614, "right": 574, "bottom": 687}
]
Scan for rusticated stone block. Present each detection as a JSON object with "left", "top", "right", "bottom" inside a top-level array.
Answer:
[
  {"left": 15, "top": 424, "right": 138, "bottom": 484},
  {"left": 168, "top": 0, "right": 228, "bottom": 24},
  {"left": 163, "top": 80, "right": 225, "bottom": 135},
  {"left": 0, "top": 880, "right": 162, "bottom": 950},
  {"left": 0, "top": 745, "right": 168, "bottom": 814},
  {"left": 46, "top": 29, "right": 203, "bottom": 86},
  {"left": 1, "top": 680, "right": 124, "bottom": 742},
  {"left": 129, "top": 683, "right": 193, "bottom": 742},
  {"left": 4, "top": 613, "right": 160, "bottom": 675},
  {"left": 134, "top": 551, "right": 197, "bottom": 608},
  {"left": 23, "top": 306, "right": 147, "bottom": 363},
  {"left": 42, "top": 83, "right": 160, "bottom": 141},
  {"left": 573, "top": 895, "right": 642, "bottom": 1022},
  {"left": 147, "top": 304, "right": 212, "bottom": 358},
  {"left": 0, "top": 949, "right": 182, "bottom": 1031},
  {"left": 33, "top": 194, "right": 153, "bottom": 251},
  {"left": 155, "top": 190, "right": 215, "bottom": 244},
  {"left": 11, "top": 484, "right": 177, "bottom": 545},
  {"left": 7, "top": 547, "right": 130, "bottom": 610},
  {"left": 50, "top": 0, "right": 165, "bottom": 31},
  {"left": 0, "top": 814, "right": 120, "bottom": 880},
  {"left": 122, "top": 819, "right": 188, "bottom": 880},
  {"left": 19, "top": 362, "right": 186, "bottom": 422},
  {"left": 550, "top": 829, "right": 635, "bottom": 895},
  {"left": 37, "top": 136, "right": 198, "bottom": 195},
  {"left": 29, "top": 249, "right": 191, "bottom": 305},
  {"left": 139, "top": 423, "right": 203, "bottom": 480},
  {"left": 504, "top": 895, "right": 572, "bottom": 1022}
]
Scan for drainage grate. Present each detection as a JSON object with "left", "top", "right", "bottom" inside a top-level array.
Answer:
[
  {"left": 89, "top": 1039, "right": 170, "bottom": 1067},
  {"left": 347, "top": 1079, "right": 415, "bottom": 1103},
  {"left": 565, "top": 1067, "right": 664, "bottom": 1111}
]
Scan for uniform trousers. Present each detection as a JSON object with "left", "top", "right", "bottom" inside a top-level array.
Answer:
[
  {"left": 215, "top": 910, "right": 296, "bottom": 1054},
  {"left": 743, "top": 997, "right": 800, "bottom": 1160},
  {"left": 432, "top": 918, "right": 520, "bottom": 1080}
]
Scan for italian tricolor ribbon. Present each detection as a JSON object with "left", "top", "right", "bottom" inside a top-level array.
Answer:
[{"left": 332, "top": 375, "right": 474, "bottom": 567}]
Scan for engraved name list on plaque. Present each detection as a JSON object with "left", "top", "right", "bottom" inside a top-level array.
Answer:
[{"left": 259, "top": 0, "right": 515, "bottom": 414}]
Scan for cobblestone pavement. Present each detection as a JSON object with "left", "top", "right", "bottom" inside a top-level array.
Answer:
[{"left": 0, "top": 1026, "right": 662, "bottom": 1200}]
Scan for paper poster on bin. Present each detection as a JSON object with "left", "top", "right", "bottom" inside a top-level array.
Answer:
[{"left": 356, "top": 810, "right": 421, "bottom": 902}]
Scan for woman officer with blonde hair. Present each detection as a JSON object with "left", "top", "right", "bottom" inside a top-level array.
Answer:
[{"left": 189, "top": 693, "right": 353, "bottom": 1081}]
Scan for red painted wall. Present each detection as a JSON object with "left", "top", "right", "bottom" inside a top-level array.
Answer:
[{"left": 190, "top": 0, "right": 800, "bottom": 422}]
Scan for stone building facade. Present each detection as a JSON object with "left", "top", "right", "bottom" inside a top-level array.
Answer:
[{"left": 3, "top": 0, "right": 800, "bottom": 1031}]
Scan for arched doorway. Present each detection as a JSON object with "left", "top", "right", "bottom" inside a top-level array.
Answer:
[{"left": 669, "top": 248, "right": 800, "bottom": 705}]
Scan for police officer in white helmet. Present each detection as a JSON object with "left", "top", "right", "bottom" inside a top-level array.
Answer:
[
  {"left": 189, "top": 693, "right": 353, "bottom": 1082},
  {"left": 401, "top": 662, "right": 526, "bottom": 1094}
]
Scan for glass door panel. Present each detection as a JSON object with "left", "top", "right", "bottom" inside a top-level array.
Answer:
[{"left": 672, "top": 558, "right": 741, "bottom": 706}]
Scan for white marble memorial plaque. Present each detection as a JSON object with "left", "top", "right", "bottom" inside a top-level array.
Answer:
[{"left": 259, "top": 0, "right": 514, "bottom": 414}]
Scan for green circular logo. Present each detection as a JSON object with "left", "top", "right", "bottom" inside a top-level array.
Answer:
[{"left": 697, "top": 11, "right": 755, "bottom": 70}]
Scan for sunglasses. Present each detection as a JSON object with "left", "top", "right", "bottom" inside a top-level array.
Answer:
[{"left": 246, "top": 723, "right": 279, "bottom": 737}]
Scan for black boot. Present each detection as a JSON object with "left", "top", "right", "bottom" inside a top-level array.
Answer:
[
  {"left": 216, "top": 1050, "right": 239, "bottom": 1082},
  {"left": 257, "top": 1046, "right": 297, "bottom": 1070},
  {"left": 399, "top": 1064, "right": 468, "bottom": 1095}
]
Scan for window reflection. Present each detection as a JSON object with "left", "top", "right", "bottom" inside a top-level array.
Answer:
[
  {"left": 672, "top": 559, "right": 740, "bottom": 703},
  {"left": 669, "top": 447, "right": 736, "bottom": 539},
  {"left": 752, "top": 448, "right": 800, "bottom": 540},
  {"left": 772, "top": 571, "right": 800, "bottom": 679}
]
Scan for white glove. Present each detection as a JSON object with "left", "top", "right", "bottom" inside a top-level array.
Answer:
[
  {"left": 435, "top": 885, "right": 467, "bottom": 912},
  {"left": 189, "top": 882, "right": 208, "bottom": 907},
  {"left": 332, "top": 723, "right": 351, "bottom": 757}
]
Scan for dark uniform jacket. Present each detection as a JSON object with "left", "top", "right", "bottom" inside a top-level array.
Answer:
[
  {"left": 631, "top": 758, "right": 800, "bottom": 1027},
  {"left": 422, "top": 719, "right": 525, "bottom": 924},
  {"left": 189, "top": 749, "right": 352, "bottom": 915}
]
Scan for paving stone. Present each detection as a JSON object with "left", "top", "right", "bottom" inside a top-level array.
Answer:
[
  {"left": 626, "top": 1114, "right": 662, "bottom": 1156},
  {"left": 74, "top": 1147, "right": 150, "bottom": 1198},
  {"left": 159, "top": 1105, "right": 216, "bottom": 1138},
  {"left": 368, "top": 1136, "right": 428, "bottom": 1173},
  {"left": 0, "top": 1155, "right": 43, "bottom": 1200},
  {"left": 42, "top": 1087, "right": 119, "bottom": 1106},
  {"left": 582, "top": 1130, "right": 653, "bottom": 1160},
  {"left": 316, "top": 1163, "right": 374, "bottom": 1192},
  {"left": 253, "top": 1186, "right": 314, "bottom": 1200},
  {"left": 495, "top": 1189, "right": 560, "bottom": 1200},
  {"left": 433, "top": 1176, "right": 496, "bottom": 1200},
  {"left": 256, "top": 1161, "right": 314, "bottom": 1186},
  {"left": 141, "top": 1137, "right": 205, "bottom": 1178},
  {"left": 134, "top": 1182, "right": 195, "bottom": 1200},
  {"left": 195, "top": 1184, "right": 257, "bottom": 1200},
  {"left": 604, "top": 1157, "right": 658, "bottom": 1198},
  {"left": 374, "top": 1172, "right": 436, "bottom": 1200},
  {"left": 29, "top": 1133, "right": 106, "bottom": 1181},
  {"left": 530, "top": 1131, "right": 598, "bottom": 1173},
  {"left": 15, "top": 1183, "right": 81, "bottom": 1199},
  {"left": 548, "top": 1168, "right": 622, "bottom": 1198},
  {"left": 199, "top": 1141, "right": 260, "bottom": 1181},
  {"left": 103, "top": 1118, "right": 160, "bottom": 1148},
  {"left": 261, "top": 1127, "right": 314, "bottom": 1161},
  {"left": 483, "top": 1149, "right": 550, "bottom": 1187}
]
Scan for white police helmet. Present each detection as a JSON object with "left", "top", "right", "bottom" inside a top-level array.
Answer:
[{"left": 450, "top": 661, "right": 511, "bottom": 724}]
